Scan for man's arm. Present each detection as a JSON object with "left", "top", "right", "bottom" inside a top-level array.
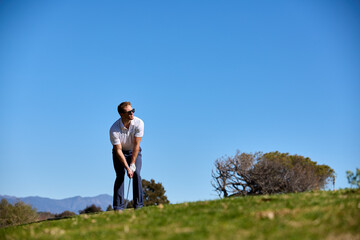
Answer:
[
  {"left": 113, "top": 144, "right": 133, "bottom": 178},
  {"left": 131, "top": 137, "right": 142, "bottom": 165}
]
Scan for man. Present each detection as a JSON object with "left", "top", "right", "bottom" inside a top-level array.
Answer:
[{"left": 109, "top": 102, "right": 144, "bottom": 211}]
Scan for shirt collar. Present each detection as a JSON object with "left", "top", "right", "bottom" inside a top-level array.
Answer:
[{"left": 119, "top": 118, "right": 134, "bottom": 130}]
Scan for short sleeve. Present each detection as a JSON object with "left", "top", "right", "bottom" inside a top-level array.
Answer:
[
  {"left": 110, "top": 129, "right": 120, "bottom": 145},
  {"left": 134, "top": 119, "right": 144, "bottom": 137}
]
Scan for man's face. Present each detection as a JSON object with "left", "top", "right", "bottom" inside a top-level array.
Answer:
[{"left": 121, "top": 105, "right": 134, "bottom": 121}]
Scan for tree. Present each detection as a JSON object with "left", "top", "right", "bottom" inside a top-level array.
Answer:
[
  {"left": 212, "top": 150, "right": 335, "bottom": 198},
  {"left": 79, "top": 204, "right": 102, "bottom": 214},
  {"left": 142, "top": 179, "right": 170, "bottom": 206},
  {"left": 0, "top": 199, "right": 38, "bottom": 227},
  {"left": 346, "top": 168, "right": 360, "bottom": 188}
]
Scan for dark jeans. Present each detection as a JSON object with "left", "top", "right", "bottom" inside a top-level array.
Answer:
[{"left": 113, "top": 147, "right": 143, "bottom": 210}]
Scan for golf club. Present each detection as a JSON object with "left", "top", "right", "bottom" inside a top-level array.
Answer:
[{"left": 124, "top": 177, "right": 132, "bottom": 210}]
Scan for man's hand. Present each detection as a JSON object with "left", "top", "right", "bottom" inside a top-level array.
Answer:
[
  {"left": 130, "top": 164, "right": 136, "bottom": 173},
  {"left": 127, "top": 168, "right": 133, "bottom": 178}
]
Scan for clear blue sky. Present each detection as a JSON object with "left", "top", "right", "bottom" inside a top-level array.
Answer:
[{"left": 0, "top": 0, "right": 359, "bottom": 203}]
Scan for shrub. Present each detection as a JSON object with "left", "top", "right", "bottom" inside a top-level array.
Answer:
[
  {"left": 37, "top": 212, "right": 55, "bottom": 221},
  {"left": 55, "top": 211, "right": 76, "bottom": 219},
  {"left": 79, "top": 204, "right": 102, "bottom": 214},
  {"left": 212, "top": 150, "right": 335, "bottom": 197},
  {"left": 0, "top": 199, "right": 38, "bottom": 227}
]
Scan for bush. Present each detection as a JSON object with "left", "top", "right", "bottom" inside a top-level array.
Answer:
[
  {"left": 212, "top": 150, "right": 335, "bottom": 197},
  {"left": 0, "top": 199, "right": 38, "bottom": 227},
  {"left": 55, "top": 211, "right": 76, "bottom": 219},
  {"left": 37, "top": 212, "right": 55, "bottom": 221},
  {"left": 79, "top": 204, "right": 102, "bottom": 214}
]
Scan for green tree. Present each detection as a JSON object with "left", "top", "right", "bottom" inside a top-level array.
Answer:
[
  {"left": 346, "top": 168, "right": 360, "bottom": 188},
  {"left": 0, "top": 199, "right": 38, "bottom": 227},
  {"left": 142, "top": 179, "right": 170, "bottom": 206},
  {"left": 212, "top": 150, "right": 335, "bottom": 197}
]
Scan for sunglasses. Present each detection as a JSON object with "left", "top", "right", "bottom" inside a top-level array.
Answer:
[{"left": 123, "top": 108, "right": 135, "bottom": 114}]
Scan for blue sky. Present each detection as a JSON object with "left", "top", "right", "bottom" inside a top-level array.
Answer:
[{"left": 0, "top": 0, "right": 359, "bottom": 203}]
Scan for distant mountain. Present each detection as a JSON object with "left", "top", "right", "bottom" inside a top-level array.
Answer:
[{"left": 0, "top": 194, "right": 113, "bottom": 214}]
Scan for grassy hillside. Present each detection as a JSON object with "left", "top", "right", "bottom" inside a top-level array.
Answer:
[{"left": 1, "top": 189, "right": 359, "bottom": 240}]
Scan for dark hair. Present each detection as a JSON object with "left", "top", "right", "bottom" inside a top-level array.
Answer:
[{"left": 117, "top": 102, "right": 132, "bottom": 115}]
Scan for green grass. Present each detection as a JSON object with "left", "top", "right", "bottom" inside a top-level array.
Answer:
[{"left": 1, "top": 189, "right": 359, "bottom": 240}]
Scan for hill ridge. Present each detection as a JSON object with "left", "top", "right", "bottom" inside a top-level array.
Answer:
[{"left": 0, "top": 194, "right": 112, "bottom": 214}]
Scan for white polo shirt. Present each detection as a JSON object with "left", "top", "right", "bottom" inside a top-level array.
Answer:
[{"left": 109, "top": 116, "right": 144, "bottom": 151}]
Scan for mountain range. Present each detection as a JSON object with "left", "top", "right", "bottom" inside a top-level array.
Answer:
[{"left": 0, "top": 194, "right": 113, "bottom": 214}]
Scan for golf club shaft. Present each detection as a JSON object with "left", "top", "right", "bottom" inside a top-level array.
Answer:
[{"left": 124, "top": 177, "right": 132, "bottom": 210}]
